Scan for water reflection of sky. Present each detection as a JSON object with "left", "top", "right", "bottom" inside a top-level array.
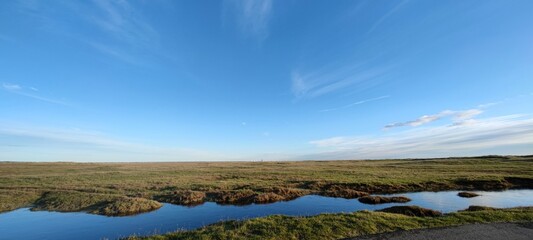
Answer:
[{"left": 1, "top": 190, "right": 533, "bottom": 240}]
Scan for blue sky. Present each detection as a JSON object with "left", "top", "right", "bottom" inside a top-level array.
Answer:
[{"left": 1, "top": 0, "right": 533, "bottom": 161}]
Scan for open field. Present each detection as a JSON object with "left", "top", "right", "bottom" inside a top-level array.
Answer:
[
  {"left": 1, "top": 156, "right": 533, "bottom": 215},
  {"left": 125, "top": 207, "right": 533, "bottom": 240}
]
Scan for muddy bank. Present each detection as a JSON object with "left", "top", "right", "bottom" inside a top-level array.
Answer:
[
  {"left": 156, "top": 187, "right": 308, "bottom": 205},
  {"left": 320, "top": 185, "right": 369, "bottom": 199},
  {"left": 156, "top": 177, "right": 533, "bottom": 207},
  {"left": 21, "top": 176, "right": 533, "bottom": 214},
  {"left": 309, "top": 177, "right": 533, "bottom": 196}
]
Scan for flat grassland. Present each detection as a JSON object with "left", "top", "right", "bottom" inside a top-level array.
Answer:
[{"left": 1, "top": 156, "right": 533, "bottom": 215}]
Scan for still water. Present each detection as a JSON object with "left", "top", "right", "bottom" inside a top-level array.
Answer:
[{"left": 1, "top": 190, "right": 533, "bottom": 240}]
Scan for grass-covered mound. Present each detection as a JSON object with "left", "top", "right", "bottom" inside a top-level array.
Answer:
[
  {"left": 462, "top": 205, "right": 498, "bottom": 211},
  {"left": 31, "top": 191, "right": 161, "bottom": 216},
  {"left": 320, "top": 186, "right": 369, "bottom": 199},
  {"left": 156, "top": 191, "right": 206, "bottom": 205},
  {"left": 96, "top": 197, "right": 162, "bottom": 216},
  {"left": 358, "top": 195, "right": 411, "bottom": 204},
  {"left": 378, "top": 205, "right": 442, "bottom": 217},
  {"left": 458, "top": 191, "right": 480, "bottom": 198},
  {"left": 125, "top": 207, "right": 533, "bottom": 240},
  {"left": 206, "top": 187, "right": 307, "bottom": 205}
]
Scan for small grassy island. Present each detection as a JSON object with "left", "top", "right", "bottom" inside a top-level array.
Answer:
[
  {"left": 458, "top": 191, "right": 481, "bottom": 198},
  {"left": 358, "top": 195, "right": 411, "bottom": 204}
]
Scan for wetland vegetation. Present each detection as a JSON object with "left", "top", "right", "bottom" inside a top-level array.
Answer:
[
  {"left": 1, "top": 156, "right": 533, "bottom": 217},
  {"left": 125, "top": 207, "right": 533, "bottom": 240}
]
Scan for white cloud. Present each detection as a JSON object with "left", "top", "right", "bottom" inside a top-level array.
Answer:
[
  {"left": 2, "top": 83, "right": 22, "bottom": 91},
  {"left": 455, "top": 109, "right": 483, "bottom": 120},
  {"left": 384, "top": 109, "right": 483, "bottom": 129},
  {"left": 309, "top": 114, "right": 533, "bottom": 159},
  {"left": 224, "top": 0, "right": 273, "bottom": 40}
]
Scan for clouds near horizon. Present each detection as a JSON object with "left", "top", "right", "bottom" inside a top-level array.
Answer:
[
  {"left": 310, "top": 114, "right": 533, "bottom": 160},
  {"left": 0, "top": 124, "right": 229, "bottom": 162},
  {"left": 384, "top": 109, "right": 484, "bottom": 129}
]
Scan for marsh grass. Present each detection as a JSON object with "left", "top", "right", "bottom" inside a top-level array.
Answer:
[
  {"left": 96, "top": 197, "right": 162, "bottom": 216},
  {"left": 31, "top": 191, "right": 161, "bottom": 216},
  {"left": 1, "top": 156, "right": 533, "bottom": 215},
  {"left": 0, "top": 189, "right": 40, "bottom": 212},
  {"left": 358, "top": 196, "right": 411, "bottom": 204},
  {"left": 125, "top": 207, "right": 533, "bottom": 240}
]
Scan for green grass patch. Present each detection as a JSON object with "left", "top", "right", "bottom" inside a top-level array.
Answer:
[{"left": 126, "top": 207, "right": 533, "bottom": 240}]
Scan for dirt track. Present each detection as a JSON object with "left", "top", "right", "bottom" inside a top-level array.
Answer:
[{"left": 349, "top": 222, "right": 533, "bottom": 240}]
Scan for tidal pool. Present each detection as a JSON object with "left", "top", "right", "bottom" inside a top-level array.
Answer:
[{"left": 1, "top": 189, "right": 533, "bottom": 240}]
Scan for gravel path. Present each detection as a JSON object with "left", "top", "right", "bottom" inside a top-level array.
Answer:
[{"left": 349, "top": 222, "right": 533, "bottom": 240}]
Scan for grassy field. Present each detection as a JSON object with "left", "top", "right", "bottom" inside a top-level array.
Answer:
[
  {"left": 126, "top": 207, "right": 533, "bottom": 240},
  {"left": 1, "top": 155, "right": 533, "bottom": 215}
]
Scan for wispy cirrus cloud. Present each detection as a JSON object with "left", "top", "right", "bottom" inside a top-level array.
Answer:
[
  {"left": 291, "top": 64, "right": 391, "bottom": 99},
  {"left": 384, "top": 109, "right": 484, "bottom": 129},
  {"left": 367, "top": 0, "right": 410, "bottom": 35},
  {"left": 224, "top": 0, "right": 273, "bottom": 41},
  {"left": 89, "top": 0, "right": 159, "bottom": 49},
  {"left": 16, "top": 0, "right": 160, "bottom": 65},
  {"left": 81, "top": 0, "right": 160, "bottom": 64},
  {"left": 308, "top": 114, "right": 533, "bottom": 160},
  {"left": 320, "top": 95, "right": 390, "bottom": 112},
  {"left": 0, "top": 124, "right": 230, "bottom": 162},
  {"left": 2, "top": 83, "right": 70, "bottom": 106}
]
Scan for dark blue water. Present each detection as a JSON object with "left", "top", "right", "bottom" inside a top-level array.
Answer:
[{"left": 1, "top": 190, "right": 533, "bottom": 240}]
